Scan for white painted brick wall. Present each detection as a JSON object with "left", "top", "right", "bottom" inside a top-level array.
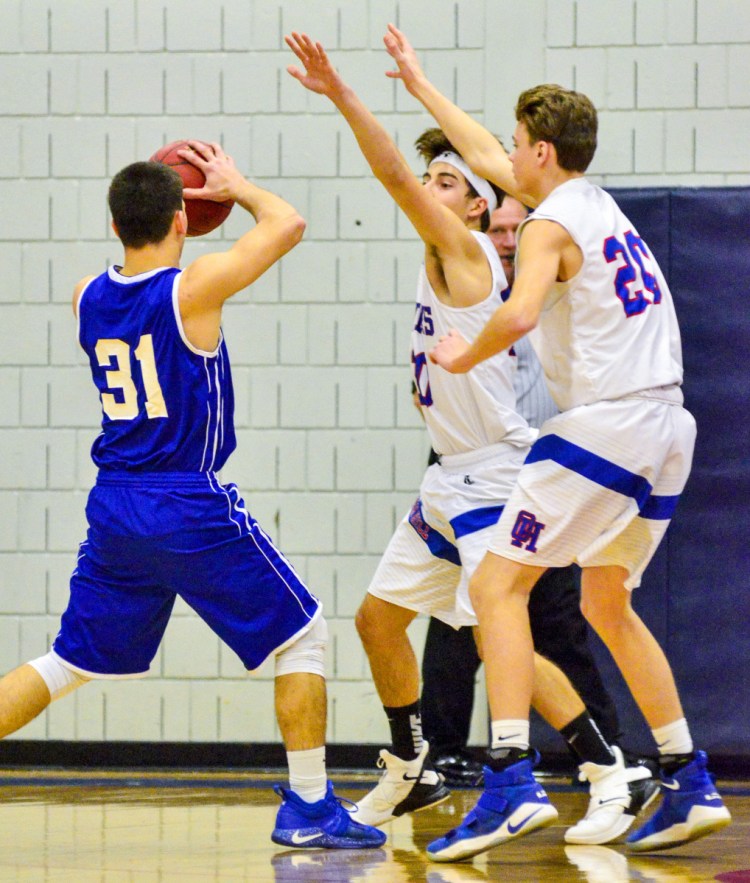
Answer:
[
  {"left": 0, "top": 556, "right": 47, "bottom": 614},
  {"left": 0, "top": 369, "right": 21, "bottom": 426},
  {"left": 0, "top": 619, "right": 21, "bottom": 672},
  {"left": 0, "top": 0, "right": 745, "bottom": 753}
]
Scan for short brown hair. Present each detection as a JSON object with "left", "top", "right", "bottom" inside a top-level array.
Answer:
[
  {"left": 414, "top": 128, "right": 504, "bottom": 232},
  {"left": 108, "top": 161, "right": 184, "bottom": 248},
  {"left": 515, "top": 85, "right": 597, "bottom": 173}
]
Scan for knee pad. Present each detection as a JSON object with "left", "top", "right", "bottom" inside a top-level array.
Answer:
[
  {"left": 27, "top": 652, "right": 90, "bottom": 702},
  {"left": 274, "top": 615, "right": 328, "bottom": 678}
]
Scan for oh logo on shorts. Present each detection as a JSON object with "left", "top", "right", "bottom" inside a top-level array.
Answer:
[{"left": 510, "top": 510, "right": 545, "bottom": 553}]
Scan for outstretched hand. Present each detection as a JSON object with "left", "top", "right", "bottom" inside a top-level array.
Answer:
[
  {"left": 178, "top": 141, "right": 242, "bottom": 203},
  {"left": 285, "top": 32, "right": 345, "bottom": 98},
  {"left": 429, "top": 329, "right": 472, "bottom": 374},
  {"left": 383, "top": 23, "right": 425, "bottom": 93}
]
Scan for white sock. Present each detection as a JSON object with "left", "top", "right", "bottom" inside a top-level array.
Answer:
[
  {"left": 491, "top": 719, "right": 530, "bottom": 751},
  {"left": 652, "top": 718, "right": 694, "bottom": 756},
  {"left": 287, "top": 747, "right": 327, "bottom": 803}
]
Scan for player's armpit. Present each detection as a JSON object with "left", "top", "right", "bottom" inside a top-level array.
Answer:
[{"left": 72, "top": 275, "right": 96, "bottom": 316}]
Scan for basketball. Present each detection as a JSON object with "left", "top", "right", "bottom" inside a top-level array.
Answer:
[{"left": 149, "top": 140, "right": 234, "bottom": 236}]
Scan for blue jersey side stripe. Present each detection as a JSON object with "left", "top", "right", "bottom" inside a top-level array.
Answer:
[
  {"left": 640, "top": 494, "right": 680, "bottom": 520},
  {"left": 526, "top": 433, "right": 678, "bottom": 520},
  {"left": 451, "top": 505, "right": 505, "bottom": 539},
  {"left": 408, "top": 501, "right": 461, "bottom": 566}
]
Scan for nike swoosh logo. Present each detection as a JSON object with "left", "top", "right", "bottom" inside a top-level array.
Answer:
[
  {"left": 494, "top": 734, "right": 523, "bottom": 743},
  {"left": 403, "top": 773, "right": 422, "bottom": 781},
  {"left": 598, "top": 796, "right": 626, "bottom": 805},
  {"left": 507, "top": 807, "right": 543, "bottom": 835},
  {"left": 661, "top": 781, "right": 680, "bottom": 791},
  {"left": 291, "top": 830, "right": 323, "bottom": 845}
]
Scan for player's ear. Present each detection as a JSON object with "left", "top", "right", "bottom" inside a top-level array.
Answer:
[
  {"left": 537, "top": 140, "right": 554, "bottom": 166},
  {"left": 468, "top": 195, "right": 488, "bottom": 223},
  {"left": 110, "top": 220, "right": 119, "bottom": 239},
  {"left": 174, "top": 208, "right": 188, "bottom": 237}
]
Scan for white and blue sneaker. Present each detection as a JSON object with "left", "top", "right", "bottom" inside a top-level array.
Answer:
[
  {"left": 626, "top": 750, "right": 731, "bottom": 852},
  {"left": 426, "top": 752, "right": 558, "bottom": 862},
  {"left": 271, "top": 782, "right": 387, "bottom": 849}
]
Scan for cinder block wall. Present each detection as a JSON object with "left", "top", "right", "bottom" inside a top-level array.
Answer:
[{"left": 1, "top": 0, "right": 748, "bottom": 748}]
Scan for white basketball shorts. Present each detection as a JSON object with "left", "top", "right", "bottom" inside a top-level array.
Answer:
[
  {"left": 367, "top": 441, "right": 530, "bottom": 627},
  {"left": 487, "top": 394, "right": 696, "bottom": 589}
]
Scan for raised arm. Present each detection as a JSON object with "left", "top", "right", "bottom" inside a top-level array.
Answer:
[
  {"left": 382, "top": 24, "right": 534, "bottom": 207},
  {"left": 430, "top": 219, "right": 568, "bottom": 372},
  {"left": 285, "top": 32, "right": 483, "bottom": 270},
  {"left": 177, "top": 141, "right": 306, "bottom": 348}
]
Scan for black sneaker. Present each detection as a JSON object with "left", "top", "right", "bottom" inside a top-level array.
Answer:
[
  {"left": 433, "top": 750, "right": 485, "bottom": 788},
  {"left": 628, "top": 775, "right": 660, "bottom": 816}
]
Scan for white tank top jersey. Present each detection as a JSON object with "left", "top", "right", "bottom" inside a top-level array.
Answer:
[
  {"left": 521, "top": 178, "right": 685, "bottom": 412},
  {"left": 411, "top": 231, "right": 536, "bottom": 456}
]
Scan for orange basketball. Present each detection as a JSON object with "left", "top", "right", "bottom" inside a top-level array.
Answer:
[{"left": 149, "top": 140, "right": 234, "bottom": 236}]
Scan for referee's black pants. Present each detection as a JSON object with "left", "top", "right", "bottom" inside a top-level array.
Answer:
[{"left": 420, "top": 563, "right": 621, "bottom": 755}]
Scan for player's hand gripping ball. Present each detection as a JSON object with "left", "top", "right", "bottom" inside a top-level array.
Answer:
[{"left": 149, "top": 140, "right": 234, "bottom": 236}]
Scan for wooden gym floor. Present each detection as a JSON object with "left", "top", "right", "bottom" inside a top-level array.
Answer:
[{"left": 0, "top": 769, "right": 747, "bottom": 882}]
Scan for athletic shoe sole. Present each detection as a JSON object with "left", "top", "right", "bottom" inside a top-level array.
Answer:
[
  {"left": 626, "top": 806, "right": 732, "bottom": 852},
  {"left": 427, "top": 802, "right": 559, "bottom": 862},
  {"left": 271, "top": 828, "right": 387, "bottom": 849}
]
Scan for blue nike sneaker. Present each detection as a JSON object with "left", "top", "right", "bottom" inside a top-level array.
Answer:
[
  {"left": 426, "top": 753, "right": 558, "bottom": 862},
  {"left": 271, "top": 782, "right": 387, "bottom": 849},
  {"left": 626, "top": 750, "right": 731, "bottom": 852}
]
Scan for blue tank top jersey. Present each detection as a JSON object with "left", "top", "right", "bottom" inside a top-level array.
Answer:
[{"left": 78, "top": 265, "right": 236, "bottom": 472}]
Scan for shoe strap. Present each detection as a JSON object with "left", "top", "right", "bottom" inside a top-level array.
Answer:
[
  {"left": 477, "top": 790, "right": 510, "bottom": 814},
  {"left": 336, "top": 795, "right": 359, "bottom": 814}
]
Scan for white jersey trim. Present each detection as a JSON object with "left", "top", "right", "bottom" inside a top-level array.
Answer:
[
  {"left": 75, "top": 275, "right": 97, "bottom": 349},
  {"left": 171, "top": 272, "right": 224, "bottom": 358}
]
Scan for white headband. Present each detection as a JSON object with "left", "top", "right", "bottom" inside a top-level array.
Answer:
[{"left": 429, "top": 150, "right": 498, "bottom": 214}]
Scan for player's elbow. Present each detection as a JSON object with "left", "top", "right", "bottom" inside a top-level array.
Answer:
[
  {"left": 270, "top": 212, "right": 306, "bottom": 256},
  {"left": 284, "top": 212, "right": 307, "bottom": 247},
  {"left": 517, "top": 313, "right": 539, "bottom": 336},
  {"left": 505, "top": 308, "right": 538, "bottom": 340}
]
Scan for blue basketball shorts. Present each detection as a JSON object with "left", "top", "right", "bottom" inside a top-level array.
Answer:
[{"left": 53, "top": 471, "right": 321, "bottom": 677}]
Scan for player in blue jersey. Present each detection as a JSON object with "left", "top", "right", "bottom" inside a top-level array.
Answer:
[{"left": 0, "top": 145, "right": 385, "bottom": 851}]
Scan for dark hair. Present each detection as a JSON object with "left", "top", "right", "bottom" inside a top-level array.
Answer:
[
  {"left": 108, "top": 161, "right": 184, "bottom": 248},
  {"left": 414, "top": 128, "right": 504, "bottom": 232},
  {"left": 515, "top": 85, "right": 597, "bottom": 172}
]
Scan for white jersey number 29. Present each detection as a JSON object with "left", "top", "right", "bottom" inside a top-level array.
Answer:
[{"left": 604, "top": 230, "right": 662, "bottom": 318}]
